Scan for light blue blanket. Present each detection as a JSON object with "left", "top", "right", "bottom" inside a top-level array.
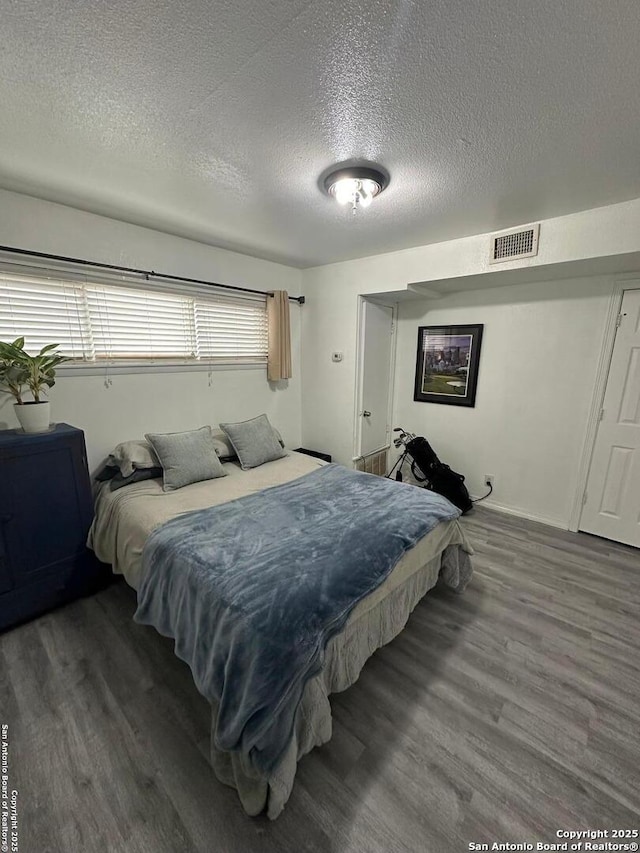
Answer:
[{"left": 134, "top": 464, "right": 462, "bottom": 779}]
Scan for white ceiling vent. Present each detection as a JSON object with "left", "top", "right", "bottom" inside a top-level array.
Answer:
[{"left": 489, "top": 223, "right": 539, "bottom": 264}]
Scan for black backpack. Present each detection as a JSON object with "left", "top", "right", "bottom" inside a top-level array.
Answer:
[{"left": 405, "top": 436, "right": 473, "bottom": 514}]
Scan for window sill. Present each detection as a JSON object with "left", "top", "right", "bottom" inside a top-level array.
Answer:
[{"left": 58, "top": 360, "right": 267, "bottom": 377}]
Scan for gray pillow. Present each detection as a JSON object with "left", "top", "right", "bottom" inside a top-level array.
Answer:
[
  {"left": 211, "top": 426, "right": 285, "bottom": 461},
  {"left": 219, "top": 414, "right": 286, "bottom": 470},
  {"left": 145, "top": 427, "right": 227, "bottom": 491}
]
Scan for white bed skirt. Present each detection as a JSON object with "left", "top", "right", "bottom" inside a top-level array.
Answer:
[{"left": 209, "top": 541, "right": 472, "bottom": 819}]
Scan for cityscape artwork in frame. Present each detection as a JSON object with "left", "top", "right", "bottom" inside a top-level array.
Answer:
[{"left": 413, "top": 323, "right": 484, "bottom": 407}]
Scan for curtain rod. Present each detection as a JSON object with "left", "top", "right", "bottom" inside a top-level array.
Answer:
[{"left": 0, "top": 244, "right": 305, "bottom": 304}]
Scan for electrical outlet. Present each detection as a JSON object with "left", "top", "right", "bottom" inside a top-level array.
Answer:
[{"left": 484, "top": 474, "right": 494, "bottom": 487}]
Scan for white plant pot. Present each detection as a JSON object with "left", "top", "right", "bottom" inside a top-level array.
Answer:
[{"left": 14, "top": 401, "right": 51, "bottom": 434}]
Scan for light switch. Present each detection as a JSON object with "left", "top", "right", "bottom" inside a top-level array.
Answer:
[{"left": 331, "top": 352, "right": 343, "bottom": 362}]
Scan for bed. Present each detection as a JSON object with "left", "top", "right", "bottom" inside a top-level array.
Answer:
[{"left": 88, "top": 449, "right": 473, "bottom": 818}]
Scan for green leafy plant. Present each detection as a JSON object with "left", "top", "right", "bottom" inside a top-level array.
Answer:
[{"left": 0, "top": 337, "right": 71, "bottom": 404}]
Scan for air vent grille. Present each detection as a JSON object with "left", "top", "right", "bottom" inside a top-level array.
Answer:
[{"left": 490, "top": 224, "right": 539, "bottom": 264}]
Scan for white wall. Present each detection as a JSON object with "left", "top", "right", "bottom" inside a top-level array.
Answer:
[
  {"left": 0, "top": 190, "right": 303, "bottom": 469},
  {"left": 4, "top": 187, "right": 640, "bottom": 519},
  {"left": 303, "top": 196, "right": 640, "bottom": 296},
  {"left": 300, "top": 199, "right": 640, "bottom": 470},
  {"left": 394, "top": 276, "right": 615, "bottom": 528},
  {"left": 36, "top": 361, "right": 301, "bottom": 472},
  {"left": 300, "top": 197, "right": 640, "bottom": 528}
]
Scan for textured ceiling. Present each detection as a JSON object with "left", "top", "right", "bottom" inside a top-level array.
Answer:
[{"left": 1, "top": 0, "right": 639, "bottom": 267}]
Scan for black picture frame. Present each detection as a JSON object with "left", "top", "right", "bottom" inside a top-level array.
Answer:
[{"left": 413, "top": 324, "right": 484, "bottom": 407}]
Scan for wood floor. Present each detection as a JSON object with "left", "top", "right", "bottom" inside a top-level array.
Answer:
[{"left": 1, "top": 507, "right": 639, "bottom": 852}]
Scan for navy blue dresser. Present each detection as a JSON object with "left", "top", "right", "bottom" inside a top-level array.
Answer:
[{"left": 0, "top": 423, "right": 110, "bottom": 632}]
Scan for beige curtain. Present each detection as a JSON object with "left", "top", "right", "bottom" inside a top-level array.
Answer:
[{"left": 267, "top": 290, "right": 292, "bottom": 381}]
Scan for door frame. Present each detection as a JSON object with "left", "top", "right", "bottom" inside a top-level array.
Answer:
[
  {"left": 352, "top": 296, "right": 398, "bottom": 462},
  {"left": 569, "top": 278, "right": 640, "bottom": 532}
]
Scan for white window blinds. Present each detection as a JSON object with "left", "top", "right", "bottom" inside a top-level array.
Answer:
[
  {"left": 195, "top": 296, "right": 269, "bottom": 361},
  {"left": 87, "top": 284, "right": 197, "bottom": 359},
  {"left": 0, "top": 272, "right": 268, "bottom": 364},
  {"left": 0, "top": 274, "right": 92, "bottom": 359}
]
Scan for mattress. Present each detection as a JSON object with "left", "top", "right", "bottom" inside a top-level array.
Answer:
[{"left": 87, "top": 451, "right": 473, "bottom": 817}]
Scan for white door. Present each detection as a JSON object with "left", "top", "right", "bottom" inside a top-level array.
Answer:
[
  {"left": 358, "top": 301, "right": 394, "bottom": 457},
  {"left": 580, "top": 288, "right": 640, "bottom": 547}
]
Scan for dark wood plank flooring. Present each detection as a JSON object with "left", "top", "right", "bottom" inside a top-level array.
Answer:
[{"left": 1, "top": 507, "right": 639, "bottom": 852}]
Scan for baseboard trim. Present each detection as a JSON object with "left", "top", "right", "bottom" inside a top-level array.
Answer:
[{"left": 471, "top": 497, "right": 568, "bottom": 531}]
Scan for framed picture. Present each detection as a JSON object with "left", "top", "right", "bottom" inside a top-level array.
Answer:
[{"left": 413, "top": 324, "right": 484, "bottom": 407}]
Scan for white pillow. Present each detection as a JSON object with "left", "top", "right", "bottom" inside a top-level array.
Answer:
[
  {"left": 211, "top": 429, "right": 237, "bottom": 460},
  {"left": 108, "top": 440, "right": 160, "bottom": 478}
]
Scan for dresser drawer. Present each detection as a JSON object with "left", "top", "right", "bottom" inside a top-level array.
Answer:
[
  {"left": 0, "top": 443, "right": 88, "bottom": 587},
  {"left": 0, "top": 423, "right": 107, "bottom": 632}
]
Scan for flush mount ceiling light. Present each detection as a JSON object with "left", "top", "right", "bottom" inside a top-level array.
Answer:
[{"left": 323, "top": 166, "right": 389, "bottom": 214}]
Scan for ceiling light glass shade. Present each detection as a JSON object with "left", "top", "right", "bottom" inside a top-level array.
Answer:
[
  {"left": 324, "top": 166, "right": 388, "bottom": 212},
  {"left": 358, "top": 182, "right": 373, "bottom": 207},
  {"left": 333, "top": 178, "right": 361, "bottom": 206}
]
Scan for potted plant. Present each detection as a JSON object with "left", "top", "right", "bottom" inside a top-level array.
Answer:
[{"left": 0, "top": 337, "right": 71, "bottom": 433}]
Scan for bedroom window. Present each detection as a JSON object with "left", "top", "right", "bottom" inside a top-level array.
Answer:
[{"left": 0, "top": 272, "right": 269, "bottom": 367}]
